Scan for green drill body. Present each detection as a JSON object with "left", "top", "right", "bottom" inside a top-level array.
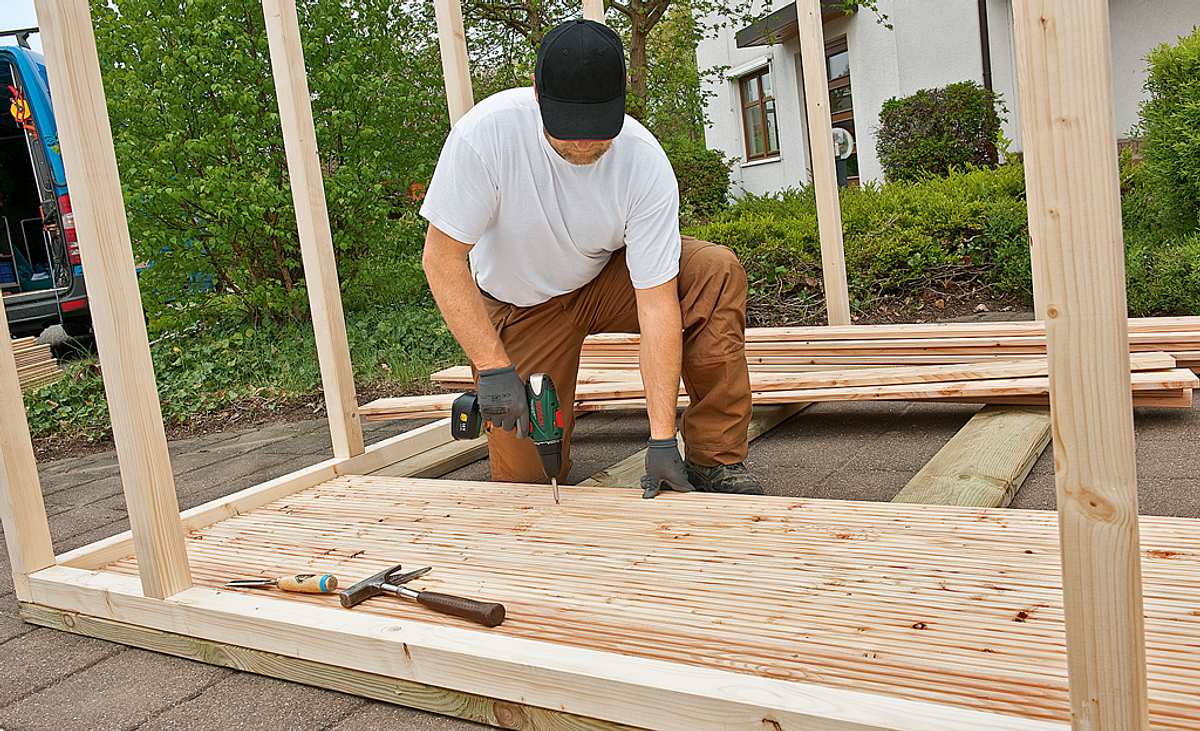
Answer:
[{"left": 526, "top": 373, "right": 564, "bottom": 503}]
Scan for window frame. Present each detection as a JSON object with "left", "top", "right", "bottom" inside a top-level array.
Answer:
[
  {"left": 738, "top": 66, "right": 780, "bottom": 162},
  {"left": 824, "top": 36, "right": 858, "bottom": 186}
]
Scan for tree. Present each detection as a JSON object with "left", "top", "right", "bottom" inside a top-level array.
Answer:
[{"left": 92, "top": 0, "right": 448, "bottom": 322}]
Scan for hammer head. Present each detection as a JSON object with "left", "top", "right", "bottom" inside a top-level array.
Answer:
[{"left": 339, "top": 563, "right": 405, "bottom": 609}]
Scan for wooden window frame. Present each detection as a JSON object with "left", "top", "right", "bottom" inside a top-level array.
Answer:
[{"left": 738, "top": 67, "right": 779, "bottom": 161}]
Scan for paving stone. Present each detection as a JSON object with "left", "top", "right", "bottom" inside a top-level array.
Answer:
[
  {"left": 0, "top": 598, "right": 35, "bottom": 644},
  {"left": 43, "top": 475, "right": 124, "bottom": 516},
  {"left": 48, "top": 506, "right": 129, "bottom": 550},
  {"left": 0, "top": 648, "right": 224, "bottom": 730},
  {"left": 331, "top": 702, "right": 488, "bottom": 731},
  {"left": 140, "top": 672, "right": 362, "bottom": 731},
  {"left": 0, "top": 629, "right": 122, "bottom": 706}
]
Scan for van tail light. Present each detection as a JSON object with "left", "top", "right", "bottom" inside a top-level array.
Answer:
[
  {"left": 58, "top": 193, "right": 80, "bottom": 265},
  {"left": 60, "top": 297, "right": 88, "bottom": 313}
]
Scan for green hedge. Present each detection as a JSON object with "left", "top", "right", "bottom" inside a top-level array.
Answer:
[
  {"left": 690, "top": 159, "right": 1200, "bottom": 320},
  {"left": 662, "top": 138, "right": 731, "bottom": 224},
  {"left": 1140, "top": 27, "right": 1200, "bottom": 233},
  {"left": 876, "top": 81, "right": 1005, "bottom": 182}
]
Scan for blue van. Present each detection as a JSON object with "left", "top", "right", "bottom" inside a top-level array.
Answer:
[{"left": 0, "top": 28, "right": 90, "bottom": 338}]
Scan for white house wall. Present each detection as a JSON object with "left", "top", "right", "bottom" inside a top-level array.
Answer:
[{"left": 698, "top": 0, "right": 1200, "bottom": 193}]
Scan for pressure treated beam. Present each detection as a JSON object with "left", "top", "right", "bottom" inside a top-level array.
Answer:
[
  {"left": 1012, "top": 1, "right": 1149, "bottom": 727},
  {"left": 262, "top": 0, "right": 365, "bottom": 460},
  {"left": 34, "top": 0, "right": 192, "bottom": 599},
  {"left": 797, "top": 0, "right": 850, "bottom": 326},
  {"left": 22, "top": 604, "right": 638, "bottom": 731},
  {"left": 0, "top": 300, "right": 54, "bottom": 601},
  {"left": 433, "top": 0, "right": 475, "bottom": 125},
  {"left": 892, "top": 406, "right": 1051, "bottom": 508}
]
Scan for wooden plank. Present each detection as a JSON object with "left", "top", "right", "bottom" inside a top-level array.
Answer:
[
  {"left": 433, "top": 0, "right": 474, "bottom": 125},
  {"left": 21, "top": 603, "right": 639, "bottom": 731},
  {"left": 34, "top": 0, "right": 192, "bottom": 599},
  {"left": 0, "top": 298, "right": 54, "bottom": 600},
  {"left": 369, "top": 436, "right": 488, "bottom": 478},
  {"left": 366, "top": 355, "right": 1178, "bottom": 420},
  {"left": 892, "top": 406, "right": 1051, "bottom": 508},
  {"left": 577, "top": 369, "right": 1198, "bottom": 411},
  {"left": 24, "top": 564, "right": 1067, "bottom": 731},
  {"left": 79, "top": 476, "right": 1200, "bottom": 728},
  {"left": 263, "top": 0, "right": 364, "bottom": 460},
  {"left": 578, "top": 404, "right": 808, "bottom": 488},
  {"left": 1012, "top": 0, "right": 1149, "bottom": 726},
  {"left": 796, "top": 0, "right": 850, "bottom": 326},
  {"left": 582, "top": 0, "right": 605, "bottom": 22}
]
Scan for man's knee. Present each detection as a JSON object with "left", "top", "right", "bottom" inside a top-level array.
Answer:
[{"left": 683, "top": 242, "right": 748, "bottom": 298}]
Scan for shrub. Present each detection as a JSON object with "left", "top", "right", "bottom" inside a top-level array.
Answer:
[
  {"left": 662, "top": 138, "right": 731, "bottom": 224},
  {"left": 1140, "top": 27, "right": 1200, "bottom": 233},
  {"left": 875, "top": 81, "right": 1005, "bottom": 181},
  {"left": 690, "top": 161, "right": 1032, "bottom": 320}
]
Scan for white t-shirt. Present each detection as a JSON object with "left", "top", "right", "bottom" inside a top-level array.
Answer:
[{"left": 420, "top": 87, "right": 681, "bottom": 307}]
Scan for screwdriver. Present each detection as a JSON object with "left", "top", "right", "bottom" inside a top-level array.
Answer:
[
  {"left": 225, "top": 573, "right": 339, "bottom": 594},
  {"left": 527, "top": 373, "right": 564, "bottom": 504}
]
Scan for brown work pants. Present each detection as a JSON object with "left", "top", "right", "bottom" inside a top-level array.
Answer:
[{"left": 480, "top": 236, "right": 752, "bottom": 483}]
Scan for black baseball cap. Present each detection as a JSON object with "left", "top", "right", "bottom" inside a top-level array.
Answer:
[{"left": 535, "top": 19, "right": 626, "bottom": 140}]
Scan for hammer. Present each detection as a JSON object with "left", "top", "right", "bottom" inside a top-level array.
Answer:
[{"left": 339, "top": 564, "right": 506, "bottom": 627}]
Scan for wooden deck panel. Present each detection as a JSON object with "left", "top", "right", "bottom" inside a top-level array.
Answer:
[{"left": 89, "top": 476, "right": 1200, "bottom": 729}]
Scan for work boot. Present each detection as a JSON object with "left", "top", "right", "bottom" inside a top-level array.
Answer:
[{"left": 684, "top": 462, "right": 764, "bottom": 495}]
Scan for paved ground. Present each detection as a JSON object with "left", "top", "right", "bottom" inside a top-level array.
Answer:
[{"left": 2, "top": 399, "right": 1198, "bottom": 729}]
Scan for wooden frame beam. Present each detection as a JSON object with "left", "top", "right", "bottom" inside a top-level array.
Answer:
[
  {"left": 23, "top": 565, "right": 1065, "bottom": 731},
  {"left": 262, "top": 0, "right": 365, "bottom": 459},
  {"left": 34, "top": 0, "right": 192, "bottom": 599},
  {"left": 0, "top": 299, "right": 54, "bottom": 601},
  {"left": 796, "top": 0, "right": 850, "bottom": 326},
  {"left": 1012, "top": 0, "right": 1149, "bottom": 727},
  {"left": 582, "top": 0, "right": 605, "bottom": 22},
  {"left": 433, "top": 0, "right": 475, "bottom": 125}
]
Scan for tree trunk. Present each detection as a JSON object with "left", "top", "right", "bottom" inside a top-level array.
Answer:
[{"left": 628, "top": 16, "right": 648, "bottom": 119}]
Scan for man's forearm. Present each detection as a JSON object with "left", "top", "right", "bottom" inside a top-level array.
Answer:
[
  {"left": 635, "top": 280, "right": 684, "bottom": 440},
  {"left": 422, "top": 226, "right": 509, "bottom": 370}
]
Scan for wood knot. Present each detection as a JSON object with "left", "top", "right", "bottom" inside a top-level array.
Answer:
[
  {"left": 1045, "top": 306, "right": 1059, "bottom": 319},
  {"left": 761, "top": 720, "right": 784, "bottom": 731},
  {"left": 911, "top": 622, "right": 928, "bottom": 630},
  {"left": 493, "top": 701, "right": 528, "bottom": 728}
]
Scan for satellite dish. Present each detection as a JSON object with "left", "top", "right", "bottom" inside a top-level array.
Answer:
[{"left": 832, "top": 127, "right": 855, "bottom": 160}]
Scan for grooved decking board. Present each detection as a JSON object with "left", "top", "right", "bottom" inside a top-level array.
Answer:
[
  {"left": 98, "top": 476, "right": 1200, "bottom": 728},
  {"left": 892, "top": 406, "right": 1052, "bottom": 508}
]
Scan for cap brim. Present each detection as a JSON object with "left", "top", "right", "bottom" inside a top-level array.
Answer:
[{"left": 539, "top": 94, "right": 625, "bottom": 141}]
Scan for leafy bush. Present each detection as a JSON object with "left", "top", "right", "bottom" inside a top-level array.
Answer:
[
  {"left": 662, "top": 138, "right": 731, "bottom": 224},
  {"left": 1140, "top": 27, "right": 1200, "bottom": 232},
  {"left": 93, "top": 0, "right": 448, "bottom": 323},
  {"left": 691, "top": 162, "right": 1031, "bottom": 319},
  {"left": 875, "top": 81, "right": 1005, "bottom": 181}
]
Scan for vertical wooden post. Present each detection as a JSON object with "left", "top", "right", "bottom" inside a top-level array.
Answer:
[
  {"left": 1012, "top": 4, "right": 1048, "bottom": 319},
  {"left": 433, "top": 0, "right": 475, "bottom": 125},
  {"left": 34, "top": 0, "right": 192, "bottom": 599},
  {"left": 582, "top": 0, "right": 605, "bottom": 22},
  {"left": 262, "top": 0, "right": 365, "bottom": 459},
  {"left": 797, "top": 0, "right": 851, "bottom": 326},
  {"left": 1012, "top": 1, "right": 1149, "bottom": 728},
  {"left": 0, "top": 305, "right": 55, "bottom": 601}
]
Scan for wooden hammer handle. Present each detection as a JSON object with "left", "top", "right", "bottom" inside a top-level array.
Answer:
[
  {"left": 276, "top": 574, "right": 338, "bottom": 593},
  {"left": 417, "top": 591, "right": 506, "bottom": 627}
]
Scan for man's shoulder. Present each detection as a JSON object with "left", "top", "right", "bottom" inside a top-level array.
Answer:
[
  {"left": 456, "top": 88, "right": 538, "bottom": 139},
  {"left": 616, "top": 117, "right": 670, "bottom": 163}
]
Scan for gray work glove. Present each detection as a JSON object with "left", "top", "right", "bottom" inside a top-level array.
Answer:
[
  {"left": 641, "top": 437, "right": 695, "bottom": 499},
  {"left": 477, "top": 364, "right": 529, "bottom": 437}
]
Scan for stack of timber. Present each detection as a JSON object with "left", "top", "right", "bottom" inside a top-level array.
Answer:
[
  {"left": 97, "top": 476, "right": 1200, "bottom": 728},
  {"left": 10, "top": 337, "right": 63, "bottom": 392},
  {"left": 362, "top": 351, "right": 1197, "bottom": 421},
  {"left": 572, "top": 316, "right": 1200, "bottom": 370}
]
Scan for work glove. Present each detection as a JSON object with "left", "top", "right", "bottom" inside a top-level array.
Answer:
[
  {"left": 477, "top": 364, "right": 529, "bottom": 437},
  {"left": 640, "top": 437, "right": 695, "bottom": 499}
]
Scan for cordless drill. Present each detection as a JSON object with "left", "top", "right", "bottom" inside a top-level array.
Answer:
[{"left": 451, "top": 372, "right": 565, "bottom": 504}]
